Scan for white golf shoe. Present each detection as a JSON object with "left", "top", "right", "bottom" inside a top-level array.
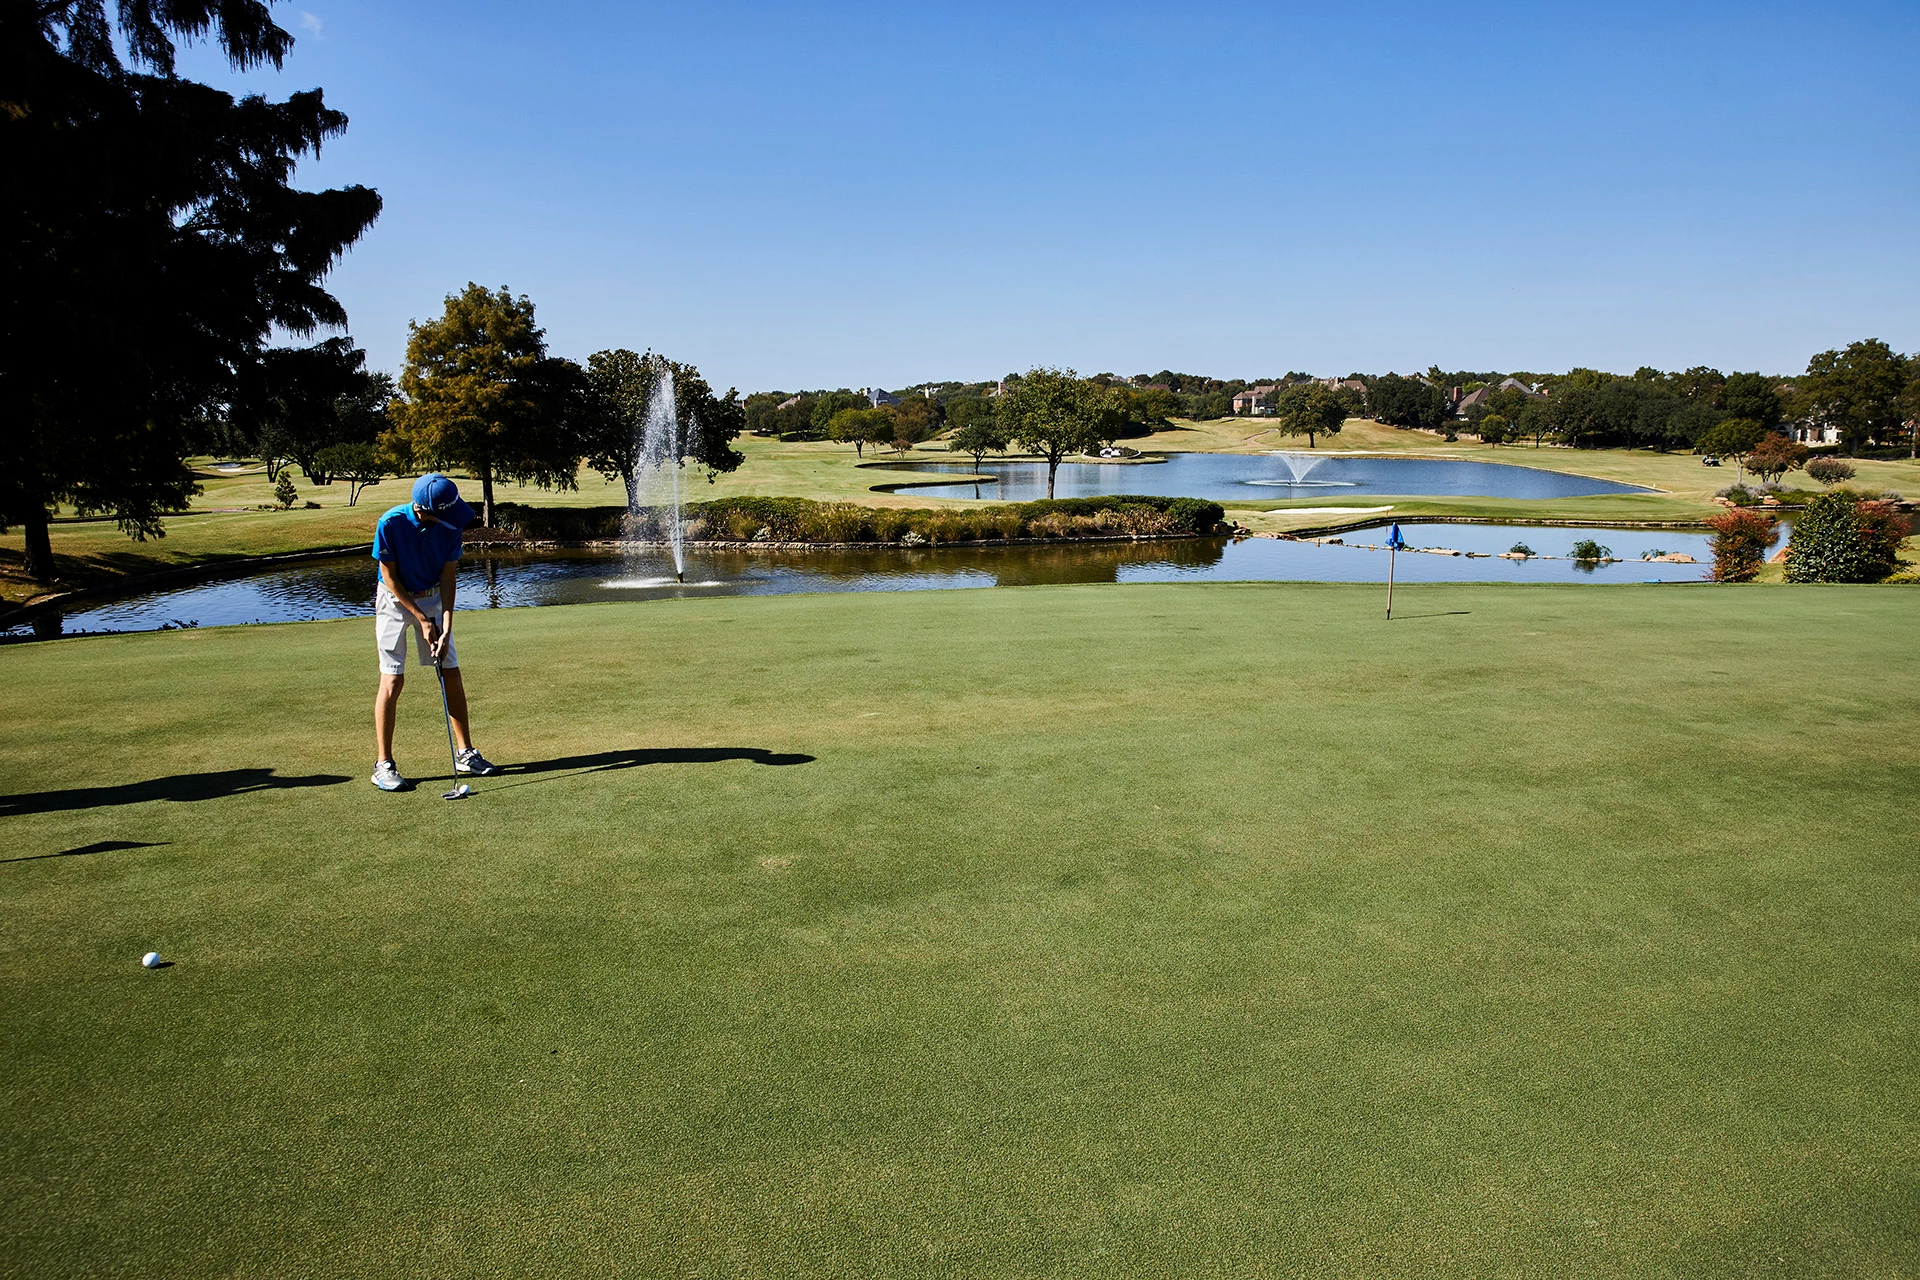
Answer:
[{"left": 455, "top": 748, "right": 499, "bottom": 776}]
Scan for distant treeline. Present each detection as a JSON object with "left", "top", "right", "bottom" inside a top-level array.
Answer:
[{"left": 751, "top": 340, "right": 1917, "bottom": 455}]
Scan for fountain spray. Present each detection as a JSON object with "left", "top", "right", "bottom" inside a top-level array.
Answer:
[{"left": 631, "top": 357, "right": 686, "bottom": 580}]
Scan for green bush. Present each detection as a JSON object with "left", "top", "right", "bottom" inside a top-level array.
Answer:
[
  {"left": 1785, "top": 490, "right": 1903, "bottom": 583},
  {"left": 1806, "top": 456, "right": 1855, "bottom": 486},
  {"left": 494, "top": 494, "right": 1229, "bottom": 546},
  {"left": 273, "top": 473, "right": 298, "bottom": 510},
  {"left": 1569, "top": 539, "right": 1612, "bottom": 561},
  {"left": 1166, "top": 497, "right": 1226, "bottom": 533},
  {"left": 492, "top": 504, "right": 627, "bottom": 540}
]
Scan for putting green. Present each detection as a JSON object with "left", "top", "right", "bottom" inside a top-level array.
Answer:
[{"left": 2, "top": 583, "right": 1916, "bottom": 1276}]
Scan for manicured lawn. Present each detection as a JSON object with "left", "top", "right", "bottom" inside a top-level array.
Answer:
[{"left": 2, "top": 583, "right": 1916, "bottom": 1276}]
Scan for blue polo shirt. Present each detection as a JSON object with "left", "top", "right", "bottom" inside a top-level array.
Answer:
[{"left": 372, "top": 504, "right": 464, "bottom": 595}]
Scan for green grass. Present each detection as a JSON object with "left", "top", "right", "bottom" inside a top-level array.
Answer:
[{"left": 3, "top": 583, "right": 1917, "bottom": 1276}]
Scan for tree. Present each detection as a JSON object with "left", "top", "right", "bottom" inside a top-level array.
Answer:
[
  {"left": 949, "top": 419, "right": 1009, "bottom": 470},
  {"left": 1, "top": 1, "right": 381, "bottom": 580},
  {"left": 385, "top": 285, "right": 582, "bottom": 526},
  {"left": 241, "top": 338, "right": 386, "bottom": 485},
  {"left": 994, "top": 368, "right": 1117, "bottom": 499},
  {"left": 1514, "top": 399, "right": 1557, "bottom": 448},
  {"left": 945, "top": 396, "right": 995, "bottom": 435},
  {"left": 578, "top": 349, "right": 745, "bottom": 507},
  {"left": 1552, "top": 379, "right": 1686, "bottom": 450},
  {"left": 272, "top": 471, "right": 298, "bottom": 510},
  {"left": 1785, "top": 490, "right": 1903, "bottom": 583},
  {"left": 1273, "top": 383, "right": 1347, "bottom": 448},
  {"left": 1903, "top": 366, "right": 1920, "bottom": 459},
  {"left": 827, "top": 408, "right": 893, "bottom": 458},
  {"left": 1746, "top": 433, "right": 1808, "bottom": 484},
  {"left": 1476, "top": 412, "right": 1511, "bottom": 444},
  {"left": 808, "top": 391, "right": 868, "bottom": 440},
  {"left": 889, "top": 394, "right": 944, "bottom": 445},
  {"left": 1715, "top": 371, "right": 1785, "bottom": 430},
  {"left": 312, "top": 442, "right": 388, "bottom": 506},
  {"left": 1706, "top": 508, "right": 1776, "bottom": 582},
  {"left": 1696, "top": 418, "right": 1767, "bottom": 478},
  {"left": 1799, "top": 339, "right": 1911, "bottom": 454}
]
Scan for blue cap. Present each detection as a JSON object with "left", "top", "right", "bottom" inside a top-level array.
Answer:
[{"left": 411, "top": 473, "right": 476, "bottom": 530}]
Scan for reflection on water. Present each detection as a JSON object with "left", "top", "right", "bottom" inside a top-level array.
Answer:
[
  {"left": 880, "top": 452, "right": 1653, "bottom": 501},
  {"left": 3, "top": 525, "right": 1737, "bottom": 640}
]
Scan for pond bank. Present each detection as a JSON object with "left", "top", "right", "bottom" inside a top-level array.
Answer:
[{"left": 6, "top": 526, "right": 1743, "bottom": 641}]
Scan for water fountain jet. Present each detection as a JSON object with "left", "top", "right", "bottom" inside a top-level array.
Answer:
[{"left": 628, "top": 358, "right": 687, "bottom": 580}]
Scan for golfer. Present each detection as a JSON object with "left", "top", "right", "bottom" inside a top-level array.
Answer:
[{"left": 370, "top": 474, "right": 500, "bottom": 791}]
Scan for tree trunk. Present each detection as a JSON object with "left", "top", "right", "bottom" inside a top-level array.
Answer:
[
  {"left": 21, "top": 504, "right": 54, "bottom": 582},
  {"left": 1046, "top": 457, "right": 1058, "bottom": 500},
  {"left": 481, "top": 463, "right": 495, "bottom": 527}
]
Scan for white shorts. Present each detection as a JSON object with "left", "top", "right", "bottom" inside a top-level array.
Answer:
[{"left": 375, "top": 585, "right": 459, "bottom": 675}]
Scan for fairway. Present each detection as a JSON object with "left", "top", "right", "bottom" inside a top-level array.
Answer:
[{"left": 2, "top": 583, "right": 1917, "bottom": 1276}]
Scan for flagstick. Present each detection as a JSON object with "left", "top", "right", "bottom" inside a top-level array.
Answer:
[{"left": 1386, "top": 543, "right": 1396, "bottom": 619}]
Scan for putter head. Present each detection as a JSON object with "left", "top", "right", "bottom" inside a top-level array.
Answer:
[{"left": 442, "top": 783, "right": 472, "bottom": 800}]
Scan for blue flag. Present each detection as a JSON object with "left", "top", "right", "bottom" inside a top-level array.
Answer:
[{"left": 1386, "top": 523, "right": 1406, "bottom": 550}]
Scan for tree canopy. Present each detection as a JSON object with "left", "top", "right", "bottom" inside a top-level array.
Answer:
[
  {"left": 1368, "top": 374, "right": 1451, "bottom": 430},
  {"left": 1, "top": 0, "right": 380, "bottom": 578},
  {"left": 240, "top": 338, "right": 390, "bottom": 484},
  {"left": 1273, "top": 383, "right": 1347, "bottom": 448},
  {"left": 950, "top": 419, "right": 1010, "bottom": 470},
  {"left": 577, "top": 349, "right": 745, "bottom": 507},
  {"left": 994, "top": 369, "right": 1118, "bottom": 499},
  {"left": 1798, "top": 339, "right": 1912, "bottom": 454},
  {"left": 827, "top": 408, "right": 894, "bottom": 458},
  {"left": 385, "top": 285, "right": 583, "bottom": 525},
  {"left": 1697, "top": 418, "right": 1767, "bottom": 477}
]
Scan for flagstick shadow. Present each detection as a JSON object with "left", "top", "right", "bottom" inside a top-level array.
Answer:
[{"left": 1388, "top": 611, "right": 1473, "bottom": 620}]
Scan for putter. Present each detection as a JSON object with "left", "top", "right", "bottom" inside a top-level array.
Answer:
[{"left": 433, "top": 652, "right": 471, "bottom": 800}]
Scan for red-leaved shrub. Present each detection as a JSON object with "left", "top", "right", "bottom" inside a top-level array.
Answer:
[{"left": 1707, "top": 508, "right": 1777, "bottom": 582}]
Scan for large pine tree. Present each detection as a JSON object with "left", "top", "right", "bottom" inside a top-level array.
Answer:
[{"left": 1, "top": 0, "right": 381, "bottom": 580}]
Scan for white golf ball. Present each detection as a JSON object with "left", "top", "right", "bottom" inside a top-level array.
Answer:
[{"left": 141, "top": 951, "right": 162, "bottom": 968}]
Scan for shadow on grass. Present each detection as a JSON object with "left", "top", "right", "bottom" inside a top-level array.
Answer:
[
  {"left": 1390, "top": 611, "right": 1473, "bottom": 620},
  {"left": 0, "top": 768, "right": 350, "bottom": 818},
  {"left": 1, "top": 839, "right": 170, "bottom": 866},
  {"left": 476, "top": 747, "right": 817, "bottom": 793}
]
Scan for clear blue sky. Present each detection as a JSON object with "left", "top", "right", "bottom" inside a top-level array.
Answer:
[{"left": 181, "top": 0, "right": 1920, "bottom": 392}]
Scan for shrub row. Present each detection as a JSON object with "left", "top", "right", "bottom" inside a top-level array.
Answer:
[{"left": 493, "top": 495, "right": 1228, "bottom": 545}]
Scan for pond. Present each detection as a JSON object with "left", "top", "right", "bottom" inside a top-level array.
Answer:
[
  {"left": 879, "top": 451, "right": 1653, "bottom": 501},
  {"left": 6, "top": 521, "right": 1748, "bottom": 640}
]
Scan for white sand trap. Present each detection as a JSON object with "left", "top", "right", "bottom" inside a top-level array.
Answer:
[
  {"left": 1264, "top": 506, "right": 1395, "bottom": 516},
  {"left": 603, "top": 577, "right": 725, "bottom": 588}
]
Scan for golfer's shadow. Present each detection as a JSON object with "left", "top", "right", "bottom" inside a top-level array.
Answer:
[
  {"left": 0, "top": 768, "right": 350, "bottom": 819},
  {"left": 486, "top": 747, "right": 816, "bottom": 789}
]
